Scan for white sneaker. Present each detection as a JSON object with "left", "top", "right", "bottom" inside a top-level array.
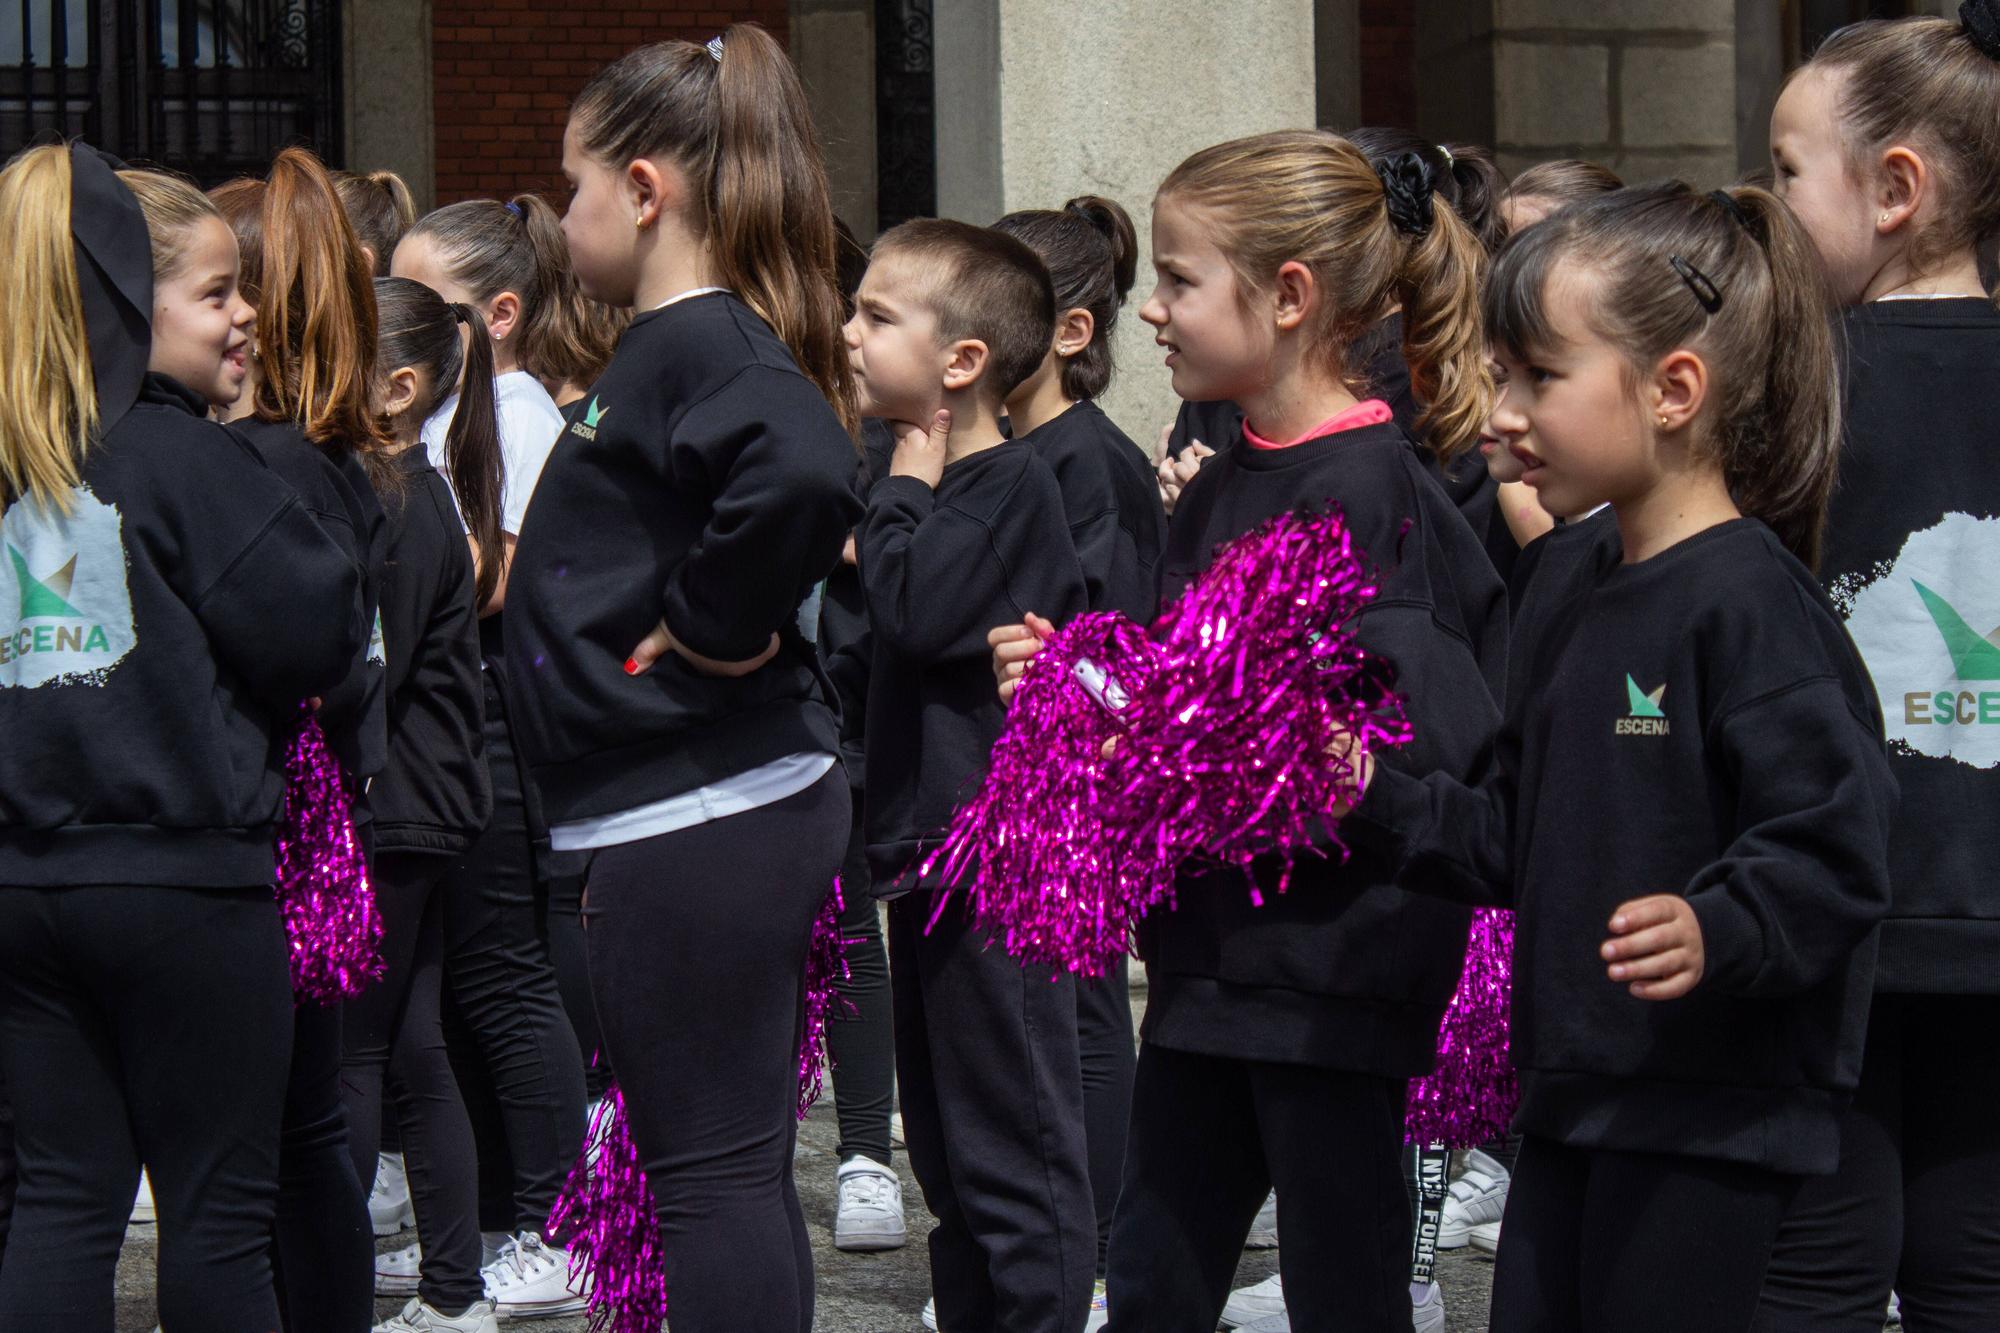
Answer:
[
  {"left": 1244, "top": 1189, "right": 1279, "bottom": 1248},
  {"left": 375, "top": 1239, "right": 423, "bottom": 1297},
  {"left": 1438, "top": 1147, "right": 1509, "bottom": 1249},
  {"left": 834, "top": 1156, "right": 907, "bottom": 1251},
  {"left": 1412, "top": 1279, "right": 1445, "bottom": 1333},
  {"left": 370, "top": 1152, "right": 416, "bottom": 1236},
  {"left": 130, "top": 1170, "right": 155, "bottom": 1225},
  {"left": 372, "top": 1296, "right": 498, "bottom": 1333},
  {"left": 1888, "top": 1291, "right": 1902, "bottom": 1326},
  {"left": 480, "top": 1231, "right": 589, "bottom": 1319},
  {"left": 1469, "top": 1217, "right": 1502, "bottom": 1254},
  {"left": 921, "top": 1296, "right": 937, "bottom": 1330},
  {"left": 1221, "top": 1272, "right": 1284, "bottom": 1327}
]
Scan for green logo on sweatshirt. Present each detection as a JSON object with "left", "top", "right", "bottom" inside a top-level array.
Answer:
[
  {"left": 0, "top": 487, "right": 137, "bottom": 687},
  {"left": 1913, "top": 581, "right": 2000, "bottom": 681},
  {"left": 571, "top": 395, "right": 609, "bottom": 442},
  {"left": 1616, "top": 674, "right": 1669, "bottom": 735}
]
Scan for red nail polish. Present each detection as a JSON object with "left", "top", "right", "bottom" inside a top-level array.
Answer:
[{"left": 623, "top": 657, "right": 639, "bottom": 675}]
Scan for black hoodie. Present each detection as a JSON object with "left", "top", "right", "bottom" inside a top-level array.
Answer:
[
  {"left": 1022, "top": 400, "right": 1166, "bottom": 624},
  {"left": 502, "top": 292, "right": 861, "bottom": 825},
  {"left": 1136, "top": 418, "right": 1506, "bottom": 1076},
  {"left": 1354, "top": 517, "right": 1895, "bottom": 1174}
]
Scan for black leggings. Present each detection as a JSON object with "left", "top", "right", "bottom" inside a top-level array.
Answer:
[
  {"left": 543, "top": 865, "right": 609, "bottom": 1104},
  {"left": 442, "top": 670, "right": 588, "bottom": 1234},
  {"left": 0, "top": 885, "right": 293, "bottom": 1333},
  {"left": 1492, "top": 1135, "right": 1799, "bottom": 1333},
  {"left": 1755, "top": 993, "right": 2000, "bottom": 1333},
  {"left": 1077, "top": 962, "right": 1135, "bottom": 1278},
  {"left": 585, "top": 768, "right": 849, "bottom": 1333},
  {"left": 1105, "top": 1043, "right": 1411, "bottom": 1333},
  {"left": 0, "top": 1071, "right": 14, "bottom": 1277},
  {"left": 272, "top": 999, "right": 374, "bottom": 1333},
  {"left": 826, "top": 806, "right": 893, "bottom": 1168},
  {"left": 340, "top": 852, "right": 483, "bottom": 1311}
]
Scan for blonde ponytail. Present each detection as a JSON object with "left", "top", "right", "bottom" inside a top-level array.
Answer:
[{"left": 0, "top": 146, "right": 96, "bottom": 513}]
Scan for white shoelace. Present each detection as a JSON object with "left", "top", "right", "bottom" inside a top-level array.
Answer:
[
  {"left": 483, "top": 1234, "right": 561, "bottom": 1290},
  {"left": 840, "top": 1170, "right": 900, "bottom": 1212}
]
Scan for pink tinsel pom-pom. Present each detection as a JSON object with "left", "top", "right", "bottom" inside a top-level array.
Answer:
[
  {"left": 1103, "top": 507, "right": 1411, "bottom": 904},
  {"left": 1405, "top": 906, "right": 1518, "bottom": 1147},
  {"left": 797, "top": 877, "right": 854, "bottom": 1119},
  {"left": 924, "top": 613, "right": 1169, "bottom": 976},
  {"left": 274, "top": 710, "right": 383, "bottom": 1004},
  {"left": 548, "top": 1084, "right": 663, "bottom": 1333}
]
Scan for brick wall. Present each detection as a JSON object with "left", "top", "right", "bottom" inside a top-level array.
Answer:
[
  {"left": 430, "top": 1, "right": 790, "bottom": 205},
  {"left": 1357, "top": 0, "right": 1416, "bottom": 129}
]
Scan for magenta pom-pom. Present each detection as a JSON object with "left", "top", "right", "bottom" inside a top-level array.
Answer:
[
  {"left": 1405, "top": 907, "right": 1518, "bottom": 1147},
  {"left": 274, "top": 709, "right": 383, "bottom": 1004},
  {"left": 798, "top": 877, "right": 853, "bottom": 1119},
  {"left": 923, "top": 612, "right": 1170, "bottom": 975},
  {"left": 1103, "top": 507, "right": 1411, "bottom": 903},
  {"left": 548, "top": 1083, "right": 663, "bottom": 1333}
]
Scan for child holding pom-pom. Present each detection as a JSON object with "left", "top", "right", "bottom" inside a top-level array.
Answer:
[{"left": 996, "top": 129, "right": 1506, "bottom": 1333}]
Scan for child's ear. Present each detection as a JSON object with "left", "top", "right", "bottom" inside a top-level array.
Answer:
[
  {"left": 627, "top": 156, "right": 674, "bottom": 231},
  {"left": 942, "top": 337, "right": 991, "bottom": 392},
  {"left": 1272, "top": 260, "right": 1319, "bottom": 332},
  {"left": 1876, "top": 144, "right": 1927, "bottom": 234},
  {"left": 485, "top": 291, "right": 522, "bottom": 346},
  {"left": 1651, "top": 348, "right": 1708, "bottom": 434},
  {"left": 381, "top": 366, "right": 422, "bottom": 421},
  {"left": 1055, "top": 307, "right": 1095, "bottom": 359}
]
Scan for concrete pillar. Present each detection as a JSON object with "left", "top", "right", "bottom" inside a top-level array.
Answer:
[
  {"left": 934, "top": 0, "right": 1316, "bottom": 441},
  {"left": 342, "top": 0, "right": 436, "bottom": 212},
  {"left": 791, "top": 0, "right": 879, "bottom": 238}
]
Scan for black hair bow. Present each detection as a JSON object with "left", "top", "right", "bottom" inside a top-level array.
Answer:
[
  {"left": 1964, "top": 0, "right": 2000, "bottom": 60},
  {"left": 1376, "top": 151, "right": 1434, "bottom": 239}
]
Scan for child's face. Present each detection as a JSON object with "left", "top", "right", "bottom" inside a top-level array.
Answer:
[
  {"left": 1488, "top": 264, "right": 1656, "bottom": 518},
  {"left": 1138, "top": 196, "right": 1273, "bottom": 404},
  {"left": 559, "top": 118, "right": 642, "bottom": 308},
  {"left": 1770, "top": 67, "right": 1882, "bottom": 306},
  {"left": 149, "top": 216, "right": 256, "bottom": 408},
  {"left": 843, "top": 253, "right": 948, "bottom": 421}
]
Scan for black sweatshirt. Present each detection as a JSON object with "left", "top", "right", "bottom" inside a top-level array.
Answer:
[
  {"left": 231, "top": 417, "right": 389, "bottom": 809},
  {"left": 817, "top": 422, "right": 894, "bottom": 793},
  {"left": 1022, "top": 400, "right": 1166, "bottom": 624},
  {"left": 369, "top": 448, "right": 491, "bottom": 856},
  {"left": 502, "top": 292, "right": 862, "bottom": 824},
  {"left": 1355, "top": 518, "right": 1895, "bottom": 1174},
  {"left": 1137, "top": 419, "right": 1507, "bottom": 1075},
  {"left": 858, "top": 441, "right": 1087, "bottom": 889},
  {"left": 1820, "top": 298, "right": 2000, "bottom": 994},
  {"left": 0, "top": 376, "right": 363, "bottom": 887}
]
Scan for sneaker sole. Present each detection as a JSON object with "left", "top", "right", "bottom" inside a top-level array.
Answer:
[
  {"left": 834, "top": 1228, "right": 909, "bottom": 1252},
  {"left": 371, "top": 1205, "right": 414, "bottom": 1237},
  {"left": 496, "top": 1297, "right": 590, "bottom": 1320},
  {"left": 374, "top": 1276, "right": 421, "bottom": 1297},
  {"left": 1243, "top": 1230, "right": 1278, "bottom": 1250}
]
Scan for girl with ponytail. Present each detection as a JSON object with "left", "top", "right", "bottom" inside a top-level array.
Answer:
[
  {"left": 0, "top": 144, "right": 360, "bottom": 1332},
  {"left": 1757, "top": 6, "right": 2000, "bottom": 1325},
  {"left": 1351, "top": 181, "right": 1896, "bottom": 1333},
  {"left": 500, "top": 24, "right": 862, "bottom": 1331},
  {"left": 991, "top": 129, "right": 1509, "bottom": 1332}
]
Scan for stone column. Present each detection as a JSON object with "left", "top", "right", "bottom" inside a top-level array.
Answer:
[
  {"left": 342, "top": 0, "right": 437, "bottom": 212},
  {"left": 933, "top": 0, "right": 1316, "bottom": 442},
  {"left": 1489, "top": 0, "right": 1738, "bottom": 187}
]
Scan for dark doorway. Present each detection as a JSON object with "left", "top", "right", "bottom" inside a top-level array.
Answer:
[
  {"left": 873, "top": 0, "right": 933, "bottom": 230},
  {"left": 2, "top": 0, "right": 343, "bottom": 184}
]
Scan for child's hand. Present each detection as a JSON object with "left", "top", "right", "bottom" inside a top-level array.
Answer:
[
  {"left": 1601, "top": 895, "right": 1706, "bottom": 1001},
  {"left": 1322, "top": 728, "right": 1374, "bottom": 819},
  {"left": 989, "top": 611, "right": 1057, "bottom": 704},
  {"left": 1158, "top": 438, "right": 1212, "bottom": 515},
  {"left": 890, "top": 409, "right": 952, "bottom": 489},
  {"left": 626, "top": 620, "right": 780, "bottom": 679}
]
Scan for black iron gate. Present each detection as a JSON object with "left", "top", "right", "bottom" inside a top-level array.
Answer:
[
  {"left": 2, "top": 0, "right": 342, "bottom": 184},
  {"left": 874, "top": 0, "right": 933, "bottom": 231}
]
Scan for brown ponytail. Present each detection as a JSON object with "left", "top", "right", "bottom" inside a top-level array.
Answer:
[
  {"left": 1485, "top": 182, "right": 1841, "bottom": 568},
  {"left": 572, "top": 24, "right": 858, "bottom": 435},
  {"left": 211, "top": 147, "right": 393, "bottom": 482},
  {"left": 1159, "top": 131, "right": 1491, "bottom": 458},
  {"left": 993, "top": 194, "right": 1138, "bottom": 401},
  {"left": 333, "top": 169, "right": 417, "bottom": 276}
]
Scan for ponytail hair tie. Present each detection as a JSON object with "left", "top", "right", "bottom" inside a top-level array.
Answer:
[
  {"left": 1961, "top": 0, "right": 2000, "bottom": 60},
  {"left": 1709, "top": 189, "right": 1755, "bottom": 235},
  {"left": 1376, "top": 151, "right": 1435, "bottom": 239},
  {"left": 504, "top": 200, "right": 525, "bottom": 221},
  {"left": 706, "top": 35, "right": 725, "bottom": 61},
  {"left": 1436, "top": 144, "right": 1455, "bottom": 170}
]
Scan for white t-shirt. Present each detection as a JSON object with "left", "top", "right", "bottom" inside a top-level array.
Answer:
[{"left": 421, "top": 369, "right": 566, "bottom": 536}]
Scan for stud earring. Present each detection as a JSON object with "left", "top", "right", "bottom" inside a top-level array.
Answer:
[{"left": 1658, "top": 414, "right": 1669, "bottom": 428}]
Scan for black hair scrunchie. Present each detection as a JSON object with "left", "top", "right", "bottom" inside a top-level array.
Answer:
[
  {"left": 1376, "top": 151, "right": 1435, "bottom": 239},
  {"left": 1963, "top": 0, "right": 2000, "bottom": 60}
]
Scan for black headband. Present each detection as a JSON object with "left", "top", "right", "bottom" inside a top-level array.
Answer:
[
  {"left": 68, "top": 144, "right": 153, "bottom": 434},
  {"left": 1376, "top": 151, "right": 1435, "bottom": 239}
]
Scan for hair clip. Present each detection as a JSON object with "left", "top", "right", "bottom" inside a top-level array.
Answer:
[
  {"left": 1708, "top": 189, "right": 1754, "bottom": 234},
  {"left": 706, "top": 35, "right": 725, "bottom": 61},
  {"left": 1436, "top": 144, "right": 1454, "bottom": 170},
  {"left": 1669, "top": 255, "right": 1723, "bottom": 314}
]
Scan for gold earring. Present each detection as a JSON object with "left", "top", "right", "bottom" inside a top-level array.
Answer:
[{"left": 1658, "top": 414, "right": 1670, "bottom": 428}]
